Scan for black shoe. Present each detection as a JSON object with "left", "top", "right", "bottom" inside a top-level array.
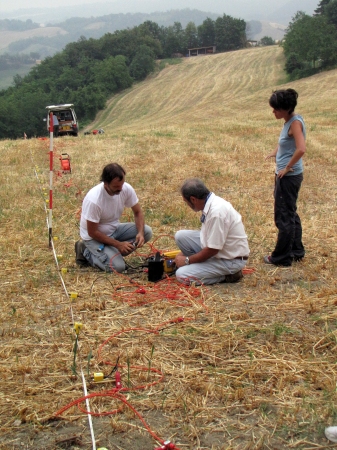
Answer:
[
  {"left": 75, "top": 240, "right": 89, "bottom": 266},
  {"left": 223, "top": 270, "right": 243, "bottom": 283},
  {"left": 291, "top": 254, "right": 305, "bottom": 262}
]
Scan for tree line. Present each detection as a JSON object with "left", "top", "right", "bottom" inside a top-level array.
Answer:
[
  {"left": 0, "top": 14, "right": 246, "bottom": 139},
  {"left": 283, "top": 0, "right": 337, "bottom": 79},
  {"left": 0, "top": 19, "right": 39, "bottom": 32}
]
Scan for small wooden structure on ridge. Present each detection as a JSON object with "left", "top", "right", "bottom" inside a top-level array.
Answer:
[{"left": 188, "top": 46, "right": 216, "bottom": 56}]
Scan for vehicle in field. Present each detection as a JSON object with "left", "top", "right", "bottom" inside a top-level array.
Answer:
[{"left": 46, "top": 104, "right": 79, "bottom": 137}]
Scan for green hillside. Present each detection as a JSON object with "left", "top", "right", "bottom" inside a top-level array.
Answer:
[{"left": 1, "top": 46, "right": 337, "bottom": 449}]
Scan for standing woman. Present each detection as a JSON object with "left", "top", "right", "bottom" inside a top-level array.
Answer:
[{"left": 264, "top": 88, "right": 306, "bottom": 266}]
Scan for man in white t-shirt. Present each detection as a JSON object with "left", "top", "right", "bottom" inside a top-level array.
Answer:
[
  {"left": 174, "top": 178, "right": 249, "bottom": 285},
  {"left": 75, "top": 163, "right": 152, "bottom": 272}
]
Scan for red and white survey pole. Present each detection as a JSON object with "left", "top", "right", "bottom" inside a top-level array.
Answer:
[{"left": 48, "top": 112, "right": 54, "bottom": 248}]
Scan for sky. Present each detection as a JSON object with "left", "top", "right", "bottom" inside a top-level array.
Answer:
[
  {"left": 0, "top": 0, "right": 89, "bottom": 10},
  {"left": 0, "top": 0, "right": 318, "bottom": 24},
  {"left": 0, "top": 0, "right": 171, "bottom": 12},
  {"left": 0, "top": 0, "right": 317, "bottom": 14}
]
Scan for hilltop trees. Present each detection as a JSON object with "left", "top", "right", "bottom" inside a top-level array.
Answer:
[
  {"left": 197, "top": 18, "right": 216, "bottom": 47},
  {"left": 161, "top": 22, "right": 185, "bottom": 56},
  {"left": 214, "top": 14, "right": 246, "bottom": 51},
  {"left": 325, "top": 0, "right": 337, "bottom": 25},
  {"left": 260, "top": 36, "right": 275, "bottom": 46},
  {"left": 314, "top": 0, "right": 332, "bottom": 15},
  {"left": 184, "top": 22, "right": 199, "bottom": 50},
  {"left": 129, "top": 45, "right": 156, "bottom": 80},
  {"left": 283, "top": 2, "right": 337, "bottom": 79}
]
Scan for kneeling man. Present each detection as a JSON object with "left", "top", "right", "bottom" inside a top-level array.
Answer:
[
  {"left": 76, "top": 163, "right": 152, "bottom": 272},
  {"left": 175, "top": 178, "right": 249, "bottom": 285}
]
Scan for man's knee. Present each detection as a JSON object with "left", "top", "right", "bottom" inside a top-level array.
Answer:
[
  {"left": 144, "top": 225, "right": 153, "bottom": 242},
  {"left": 109, "top": 259, "right": 126, "bottom": 273},
  {"left": 175, "top": 267, "right": 191, "bottom": 285},
  {"left": 175, "top": 266, "right": 202, "bottom": 285},
  {"left": 175, "top": 229, "right": 189, "bottom": 245},
  {"left": 104, "top": 251, "right": 126, "bottom": 273}
]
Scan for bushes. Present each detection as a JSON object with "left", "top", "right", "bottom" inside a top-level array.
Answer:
[{"left": 283, "top": 7, "right": 337, "bottom": 80}]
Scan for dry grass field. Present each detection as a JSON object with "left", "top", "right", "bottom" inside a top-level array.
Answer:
[{"left": 1, "top": 45, "right": 337, "bottom": 449}]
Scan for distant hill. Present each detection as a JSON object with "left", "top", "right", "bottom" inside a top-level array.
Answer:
[
  {"left": 0, "top": 9, "right": 288, "bottom": 89},
  {"left": 246, "top": 21, "right": 287, "bottom": 42},
  {"left": 0, "top": 26, "right": 67, "bottom": 52},
  {"left": 0, "top": 10, "right": 286, "bottom": 58},
  {"left": 0, "top": 9, "right": 221, "bottom": 58}
]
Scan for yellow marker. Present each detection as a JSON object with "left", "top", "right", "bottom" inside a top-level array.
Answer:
[
  {"left": 73, "top": 322, "right": 83, "bottom": 335},
  {"left": 61, "top": 268, "right": 67, "bottom": 274},
  {"left": 94, "top": 372, "right": 104, "bottom": 382},
  {"left": 69, "top": 292, "right": 78, "bottom": 299},
  {"left": 57, "top": 254, "right": 63, "bottom": 259},
  {"left": 53, "top": 236, "right": 58, "bottom": 240}
]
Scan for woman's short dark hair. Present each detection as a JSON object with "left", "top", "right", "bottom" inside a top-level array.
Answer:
[
  {"left": 100, "top": 163, "right": 126, "bottom": 183},
  {"left": 181, "top": 178, "right": 210, "bottom": 202},
  {"left": 269, "top": 88, "right": 298, "bottom": 114}
]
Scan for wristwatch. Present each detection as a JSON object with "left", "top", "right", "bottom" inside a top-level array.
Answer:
[{"left": 185, "top": 256, "right": 190, "bottom": 265}]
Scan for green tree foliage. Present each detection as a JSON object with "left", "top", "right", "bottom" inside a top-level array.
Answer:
[
  {"left": 74, "top": 85, "right": 106, "bottom": 120},
  {"left": 161, "top": 22, "right": 185, "bottom": 57},
  {"left": 214, "top": 14, "right": 247, "bottom": 52},
  {"left": 260, "top": 36, "right": 275, "bottom": 46},
  {"left": 314, "top": 0, "right": 331, "bottom": 15},
  {"left": 100, "top": 27, "right": 162, "bottom": 63},
  {"left": 92, "top": 55, "right": 133, "bottom": 91},
  {"left": 325, "top": 0, "right": 337, "bottom": 25},
  {"left": 138, "top": 20, "right": 163, "bottom": 41},
  {"left": 129, "top": 45, "right": 156, "bottom": 80},
  {"left": 283, "top": 9, "right": 337, "bottom": 79},
  {"left": 197, "top": 18, "right": 216, "bottom": 47},
  {"left": 284, "top": 52, "right": 304, "bottom": 73},
  {"left": 184, "top": 22, "right": 199, "bottom": 49}
]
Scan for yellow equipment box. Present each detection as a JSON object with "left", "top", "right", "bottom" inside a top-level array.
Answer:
[{"left": 162, "top": 250, "right": 180, "bottom": 273}]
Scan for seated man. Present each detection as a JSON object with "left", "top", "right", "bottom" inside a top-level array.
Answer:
[
  {"left": 75, "top": 163, "right": 152, "bottom": 272},
  {"left": 174, "top": 178, "right": 249, "bottom": 285}
]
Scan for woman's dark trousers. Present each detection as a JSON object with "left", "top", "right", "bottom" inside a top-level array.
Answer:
[{"left": 271, "top": 173, "right": 305, "bottom": 266}]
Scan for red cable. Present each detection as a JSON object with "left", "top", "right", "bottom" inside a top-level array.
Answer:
[
  {"left": 54, "top": 318, "right": 192, "bottom": 447},
  {"left": 55, "top": 239, "right": 206, "bottom": 448}
]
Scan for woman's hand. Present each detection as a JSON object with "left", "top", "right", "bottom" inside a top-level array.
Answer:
[
  {"left": 277, "top": 166, "right": 294, "bottom": 178},
  {"left": 265, "top": 145, "right": 278, "bottom": 161}
]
